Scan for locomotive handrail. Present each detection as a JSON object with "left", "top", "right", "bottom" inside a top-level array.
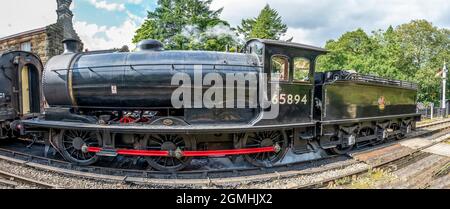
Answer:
[
  {"left": 129, "top": 65, "right": 145, "bottom": 76},
  {"left": 87, "top": 67, "right": 108, "bottom": 80},
  {"left": 49, "top": 63, "right": 262, "bottom": 73},
  {"left": 344, "top": 73, "right": 418, "bottom": 90}
]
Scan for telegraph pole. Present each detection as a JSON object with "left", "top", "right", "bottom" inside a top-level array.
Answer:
[{"left": 442, "top": 61, "right": 448, "bottom": 117}]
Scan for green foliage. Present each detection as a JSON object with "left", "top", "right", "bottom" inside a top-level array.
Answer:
[
  {"left": 237, "top": 4, "right": 287, "bottom": 40},
  {"left": 132, "top": 0, "right": 239, "bottom": 51},
  {"left": 317, "top": 20, "right": 450, "bottom": 104}
]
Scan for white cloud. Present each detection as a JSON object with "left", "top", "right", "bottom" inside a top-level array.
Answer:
[
  {"left": 127, "top": 0, "right": 143, "bottom": 4},
  {"left": 70, "top": 0, "right": 75, "bottom": 10},
  {"left": 126, "top": 10, "right": 145, "bottom": 23},
  {"left": 88, "top": 0, "right": 126, "bottom": 12},
  {"left": 0, "top": 0, "right": 139, "bottom": 51},
  {"left": 74, "top": 19, "right": 138, "bottom": 50},
  {"left": 0, "top": 0, "right": 57, "bottom": 38},
  {"left": 2, "top": 0, "right": 449, "bottom": 51},
  {"left": 282, "top": 28, "right": 313, "bottom": 45},
  {"left": 211, "top": 0, "right": 450, "bottom": 46},
  {"left": 77, "top": 1, "right": 144, "bottom": 50}
]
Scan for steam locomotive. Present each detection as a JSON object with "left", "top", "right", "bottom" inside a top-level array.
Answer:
[{"left": 1, "top": 38, "right": 420, "bottom": 171}]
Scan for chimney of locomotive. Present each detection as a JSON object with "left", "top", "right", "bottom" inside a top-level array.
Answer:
[
  {"left": 136, "top": 39, "right": 164, "bottom": 52},
  {"left": 62, "top": 38, "right": 81, "bottom": 54}
]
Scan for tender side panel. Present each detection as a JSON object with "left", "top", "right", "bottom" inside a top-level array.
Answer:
[{"left": 323, "top": 81, "right": 417, "bottom": 121}]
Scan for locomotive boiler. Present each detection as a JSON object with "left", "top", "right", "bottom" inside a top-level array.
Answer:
[
  {"left": 20, "top": 38, "right": 420, "bottom": 171},
  {"left": 44, "top": 40, "right": 258, "bottom": 110}
]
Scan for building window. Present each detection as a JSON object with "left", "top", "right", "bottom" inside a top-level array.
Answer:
[
  {"left": 271, "top": 55, "right": 289, "bottom": 81},
  {"left": 20, "top": 42, "right": 31, "bottom": 52},
  {"left": 293, "top": 57, "right": 310, "bottom": 82}
]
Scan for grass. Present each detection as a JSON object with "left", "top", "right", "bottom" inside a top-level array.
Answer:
[
  {"left": 433, "top": 163, "right": 450, "bottom": 178},
  {"left": 417, "top": 118, "right": 444, "bottom": 126},
  {"left": 328, "top": 168, "right": 397, "bottom": 189}
]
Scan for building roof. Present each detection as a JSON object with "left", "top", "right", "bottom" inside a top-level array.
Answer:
[
  {"left": 0, "top": 27, "right": 47, "bottom": 42},
  {"left": 247, "top": 38, "right": 328, "bottom": 53}
]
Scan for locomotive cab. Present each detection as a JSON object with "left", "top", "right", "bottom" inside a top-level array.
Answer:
[
  {"left": 245, "top": 39, "right": 327, "bottom": 83},
  {"left": 244, "top": 39, "right": 327, "bottom": 125},
  {"left": 244, "top": 39, "right": 328, "bottom": 154}
]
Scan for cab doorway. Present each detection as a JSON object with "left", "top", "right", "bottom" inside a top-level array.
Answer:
[{"left": 20, "top": 64, "right": 40, "bottom": 115}]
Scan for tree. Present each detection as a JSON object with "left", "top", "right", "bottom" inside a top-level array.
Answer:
[
  {"left": 132, "top": 0, "right": 239, "bottom": 51},
  {"left": 316, "top": 28, "right": 381, "bottom": 75},
  {"left": 395, "top": 20, "right": 449, "bottom": 75},
  {"left": 237, "top": 4, "right": 287, "bottom": 40},
  {"left": 317, "top": 20, "right": 450, "bottom": 104}
]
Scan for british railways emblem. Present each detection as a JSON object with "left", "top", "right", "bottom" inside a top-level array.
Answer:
[{"left": 378, "top": 96, "right": 386, "bottom": 110}]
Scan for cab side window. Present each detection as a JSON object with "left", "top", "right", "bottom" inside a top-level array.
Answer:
[
  {"left": 271, "top": 56, "right": 289, "bottom": 81},
  {"left": 293, "top": 57, "right": 310, "bottom": 82}
]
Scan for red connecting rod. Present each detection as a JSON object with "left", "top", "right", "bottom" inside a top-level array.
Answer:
[{"left": 86, "top": 146, "right": 278, "bottom": 157}]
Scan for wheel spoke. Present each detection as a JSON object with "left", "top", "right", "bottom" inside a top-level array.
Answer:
[
  {"left": 149, "top": 139, "right": 163, "bottom": 145},
  {"left": 61, "top": 130, "right": 98, "bottom": 163},
  {"left": 65, "top": 146, "right": 75, "bottom": 152},
  {"left": 254, "top": 152, "right": 261, "bottom": 160},
  {"left": 249, "top": 138, "right": 261, "bottom": 143},
  {"left": 249, "top": 134, "right": 262, "bottom": 141},
  {"left": 149, "top": 137, "right": 163, "bottom": 145},
  {"left": 242, "top": 131, "right": 287, "bottom": 167},
  {"left": 145, "top": 134, "right": 192, "bottom": 171},
  {"left": 81, "top": 152, "right": 87, "bottom": 160},
  {"left": 69, "top": 130, "right": 77, "bottom": 138},
  {"left": 271, "top": 132, "right": 281, "bottom": 140},
  {"left": 175, "top": 139, "right": 184, "bottom": 146}
]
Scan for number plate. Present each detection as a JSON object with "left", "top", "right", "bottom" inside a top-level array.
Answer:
[{"left": 272, "top": 94, "right": 308, "bottom": 105}]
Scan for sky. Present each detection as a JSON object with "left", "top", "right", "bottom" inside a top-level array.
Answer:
[{"left": 0, "top": 0, "right": 449, "bottom": 50}]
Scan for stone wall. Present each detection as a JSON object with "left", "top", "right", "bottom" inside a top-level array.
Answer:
[
  {"left": 0, "top": 29, "right": 46, "bottom": 61},
  {"left": 0, "top": 24, "right": 64, "bottom": 65},
  {"left": 44, "top": 24, "right": 65, "bottom": 64},
  {"left": 0, "top": 0, "right": 80, "bottom": 65}
]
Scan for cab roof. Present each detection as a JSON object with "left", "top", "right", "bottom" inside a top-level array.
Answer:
[{"left": 246, "top": 38, "right": 328, "bottom": 53}]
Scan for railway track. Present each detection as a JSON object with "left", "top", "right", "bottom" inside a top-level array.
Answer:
[
  {"left": 0, "top": 119, "right": 449, "bottom": 188},
  {"left": 287, "top": 123, "right": 450, "bottom": 189},
  {"left": 0, "top": 169, "right": 58, "bottom": 189},
  {"left": 287, "top": 152, "right": 431, "bottom": 189}
]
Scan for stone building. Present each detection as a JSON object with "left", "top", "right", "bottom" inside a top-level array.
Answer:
[{"left": 0, "top": 0, "right": 82, "bottom": 65}]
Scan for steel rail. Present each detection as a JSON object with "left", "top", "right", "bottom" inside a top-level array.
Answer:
[
  {"left": 0, "top": 170, "right": 59, "bottom": 189},
  {"left": 288, "top": 128, "right": 450, "bottom": 189}
]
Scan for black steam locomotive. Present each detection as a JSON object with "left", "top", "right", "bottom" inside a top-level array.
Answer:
[{"left": 2, "top": 38, "right": 420, "bottom": 171}]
